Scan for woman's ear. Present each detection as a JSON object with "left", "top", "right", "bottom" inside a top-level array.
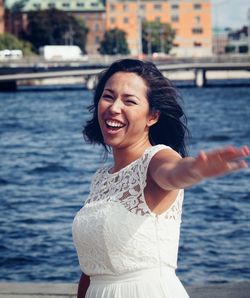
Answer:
[{"left": 147, "top": 110, "right": 160, "bottom": 127}]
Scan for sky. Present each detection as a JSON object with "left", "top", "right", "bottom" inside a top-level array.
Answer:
[
  {"left": 211, "top": 0, "right": 249, "bottom": 29},
  {"left": 5, "top": 0, "right": 250, "bottom": 30}
]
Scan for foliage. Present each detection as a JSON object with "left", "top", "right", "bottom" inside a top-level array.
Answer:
[
  {"left": 142, "top": 21, "right": 175, "bottom": 54},
  {"left": 98, "top": 28, "right": 130, "bottom": 55},
  {"left": 0, "top": 32, "right": 33, "bottom": 55},
  {"left": 20, "top": 9, "right": 88, "bottom": 53}
]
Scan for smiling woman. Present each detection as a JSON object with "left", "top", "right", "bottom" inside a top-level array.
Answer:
[{"left": 72, "top": 59, "right": 249, "bottom": 298}]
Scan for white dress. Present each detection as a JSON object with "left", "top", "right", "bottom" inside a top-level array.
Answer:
[{"left": 72, "top": 145, "right": 189, "bottom": 298}]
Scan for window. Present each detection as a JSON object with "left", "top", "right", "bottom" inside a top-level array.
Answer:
[
  {"left": 110, "top": 4, "right": 115, "bottom": 11},
  {"left": 95, "top": 36, "right": 100, "bottom": 44},
  {"left": 77, "top": 2, "right": 84, "bottom": 7},
  {"left": 95, "top": 23, "right": 100, "bottom": 31},
  {"left": 140, "top": 4, "right": 145, "bottom": 11},
  {"left": 194, "top": 3, "right": 202, "bottom": 10},
  {"left": 110, "top": 17, "right": 116, "bottom": 24},
  {"left": 62, "top": 3, "right": 70, "bottom": 8},
  {"left": 171, "top": 15, "right": 179, "bottom": 22},
  {"left": 171, "top": 4, "right": 179, "bottom": 9},
  {"left": 33, "top": 3, "right": 41, "bottom": 9},
  {"left": 48, "top": 3, "right": 55, "bottom": 9},
  {"left": 91, "top": 2, "right": 98, "bottom": 7},
  {"left": 192, "top": 28, "right": 203, "bottom": 34},
  {"left": 124, "top": 17, "right": 129, "bottom": 24},
  {"left": 123, "top": 4, "right": 128, "bottom": 11},
  {"left": 194, "top": 16, "right": 201, "bottom": 25},
  {"left": 194, "top": 41, "right": 202, "bottom": 47},
  {"left": 154, "top": 4, "right": 162, "bottom": 11}
]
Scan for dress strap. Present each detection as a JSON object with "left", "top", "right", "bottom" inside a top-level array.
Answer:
[{"left": 140, "top": 145, "right": 172, "bottom": 188}]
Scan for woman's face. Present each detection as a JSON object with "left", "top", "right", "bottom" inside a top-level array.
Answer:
[{"left": 97, "top": 71, "right": 158, "bottom": 150}]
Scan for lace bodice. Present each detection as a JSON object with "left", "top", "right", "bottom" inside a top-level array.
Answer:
[{"left": 72, "top": 145, "right": 184, "bottom": 276}]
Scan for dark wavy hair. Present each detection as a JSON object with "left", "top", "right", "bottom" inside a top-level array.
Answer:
[{"left": 83, "top": 59, "right": 189, "bottom": 157}]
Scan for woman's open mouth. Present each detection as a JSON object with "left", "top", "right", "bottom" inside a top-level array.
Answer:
[{"left": 105, "top": 119, "right": 126, "bottom": 132}]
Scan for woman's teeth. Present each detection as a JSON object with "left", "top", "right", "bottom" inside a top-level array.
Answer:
[{"left": 106, "top": 120, "right": 125, "bottom": 128}]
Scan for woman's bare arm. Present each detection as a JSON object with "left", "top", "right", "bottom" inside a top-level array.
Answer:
[
  {"left": 149, "top": 145, "right": 250, "bottom": 191},
  {"left": 77, "top": 273, "right": 90, "bottom": 298}
]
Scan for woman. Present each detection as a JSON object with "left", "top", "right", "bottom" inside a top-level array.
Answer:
[{"left": 72, "top": 59, "right": 249, "bottom": 298}]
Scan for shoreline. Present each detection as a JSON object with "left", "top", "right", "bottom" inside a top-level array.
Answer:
[
  {"left": 0, "top": 281, "right": 249, "bottom": 297},
  {"left": 17, "top": 70, "right": 250, "bottom": 88}
]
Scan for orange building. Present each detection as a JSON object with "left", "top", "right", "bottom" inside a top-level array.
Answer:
[
  {"left": 0, "top": 0, "right": 4, "bottom": 34},
  {"left": 106, "top": 0, "right": 212, "bottom": 57}
]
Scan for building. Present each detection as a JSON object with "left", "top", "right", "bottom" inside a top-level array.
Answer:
[
  {"left": 226, "top": 26, "right": 249, "bottom": 54},
  {"left": 4, "top": 0, "right": 106, "bottom": 54},
  {"left": 106, "top": 0, "right": 212, "bottom": 57},
  {"left": 212, "top": 28, "right": 229, "bottom": 55},
  {"left": 0, "top": 0, "right": 4, "bottom": 33}
]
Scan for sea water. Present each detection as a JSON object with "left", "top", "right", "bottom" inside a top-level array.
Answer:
[{"left": 0, "top": 80, "right": 249, "bottom": 284}]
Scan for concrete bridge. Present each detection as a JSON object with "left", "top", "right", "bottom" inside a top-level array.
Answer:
[{"left": 0, "top": 57, "right": 249, "bottom": 90}]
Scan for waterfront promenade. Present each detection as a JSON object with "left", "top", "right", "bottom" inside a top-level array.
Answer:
[
  {"left": 0, "top": 56, "right": 249, "bottom": 90},
  {"left": 0, "top": 281, "right": 249, "bottom": 298}
]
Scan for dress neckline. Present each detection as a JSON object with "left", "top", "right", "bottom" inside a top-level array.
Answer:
[{"left": 106, "top": 146, "right": 153, "bottom": 177}]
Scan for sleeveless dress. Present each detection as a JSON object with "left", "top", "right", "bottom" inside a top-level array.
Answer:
[{"left": 72, "top": 145, "right": 189, "bottom": 298}]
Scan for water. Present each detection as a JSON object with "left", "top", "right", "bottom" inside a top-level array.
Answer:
[{"left": 0, "top": 81, "right": 249, "bottom": 285}]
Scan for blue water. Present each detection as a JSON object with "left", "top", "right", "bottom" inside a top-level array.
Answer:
[{"left": 0, "top": 80, "right": 249, "bottom": 285}]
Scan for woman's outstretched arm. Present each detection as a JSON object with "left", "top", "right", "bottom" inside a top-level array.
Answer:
[
  {"left": 77, "top": 273, "right": 90, "bottom": 298},
  {"left": 150, "top": 145, "right": 250, "bottom": 190}
]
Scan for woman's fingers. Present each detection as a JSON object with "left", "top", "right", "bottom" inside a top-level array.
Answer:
[{"left": 194, "top": 145, "right": 249, "bottom": 178}]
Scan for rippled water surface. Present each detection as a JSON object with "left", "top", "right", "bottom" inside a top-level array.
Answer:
[{"left": 0, "top": 81, "right": 249, "bottom": 285}]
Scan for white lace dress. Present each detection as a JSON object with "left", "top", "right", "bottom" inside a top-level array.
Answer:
[{"left": 72, "top": 145, "right": 189, "bottom": 298}]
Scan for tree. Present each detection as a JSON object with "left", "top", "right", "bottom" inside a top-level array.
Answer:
[
  {"left": 142, "top": 21, "right": 175, "bottom": 55},
  {"left": 20, "top": 9, "right": 88, "bottom": 53},
  {"left": 0, "top": 32, "right": 33, "bottom": 55},
  {"left": 98, "top": 28, "right": 130, "bottom": 55}
]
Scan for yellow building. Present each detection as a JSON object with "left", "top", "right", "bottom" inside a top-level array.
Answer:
[{"left": 106, "top": 0, "right": 212, "bottom": 57}]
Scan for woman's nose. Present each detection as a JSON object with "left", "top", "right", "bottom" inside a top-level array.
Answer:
[{"left": 109, "top": 99, "right": 122, "bottom": 114}]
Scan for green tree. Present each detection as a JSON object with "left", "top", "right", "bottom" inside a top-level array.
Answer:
[
  {"left": 99, "top": 28, "right": 130, "bottom": 55},
  {"left": 0, "top": 32, "right": 33, "bottom": 55},
  {"left": 142, "top": 21, "right": 175, "bottom": 55},
  {"left": 20, "top": 9, "right": 88, "bottom": 53}
]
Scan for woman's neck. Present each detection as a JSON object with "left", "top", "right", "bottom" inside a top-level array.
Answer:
[{"left": 110, "top": 140, "right": 152, "bottom": 173}]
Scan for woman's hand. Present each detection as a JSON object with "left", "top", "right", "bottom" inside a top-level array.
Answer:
[
  {"left": 150, "top": 145, "right": 249, "bottom": 191},
  {"left": 190, "top": 145, "right": 250, "bottom": 180}
]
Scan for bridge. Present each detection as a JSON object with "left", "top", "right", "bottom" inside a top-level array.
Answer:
[{"left": 0, "top": 56, "right": 249, "bottom": 90}]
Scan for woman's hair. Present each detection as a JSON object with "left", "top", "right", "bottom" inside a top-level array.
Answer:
[{"left": 83, "top": 58, "right": 189, "bottom": 157}]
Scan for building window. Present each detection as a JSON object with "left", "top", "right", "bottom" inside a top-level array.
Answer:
[
  {"left": 91, "top": 2, "right": 98, "bottom": 7},
  {"left": 195, "top": 16, "right": 201, "bottom": 25},
  {"left": 193, "top": 3, "right": 202, "bottom": 10},
  {"left": 171, "top": 4, "right": 179, "bottom": 10},
  {"left": 140, "top": 4, "right": 145, "bottom": 11},
  {"left": 33, "top": 3, "right": 41, "bottom": 9},
  {"left": 171, "top": 15, "right": 179, "bottom": 22},
  {"left": 110, "top": 17, "right": 116, "bottom": 24},
  {"left": 95, "top": 36, "right": 100, "bottom": 44},
  {"left": 95, "top": 23, "right": 100, "bottom": 31},
  {"left": 110, "top": 4, "right": 115, "bottom": 11},
  {"left": 124, "top": 17, "right": 129, "bottom": 24},
  {"left": 48, "top": 3, "right": 55, "bottom": 9},
  {"left": 77, "top": 2, "right": 84, "bottom": 7},
  {"left": 62, "top": 2, "right": 70, "bottom": 8},
  {"left": 192, "top": 28, "right": 203, "bottom": 34},
  {"left": 194, "top": 41, "right": 202, "bottom": 47},
  {"left": 154, "top": 4, "right": 162, "bottom": 11},
  {"left": 123, "top": 4, "right": 128, "bottom": 11}
]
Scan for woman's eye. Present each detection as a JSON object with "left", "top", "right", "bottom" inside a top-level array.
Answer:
[
  {"left": 102, "top": 94, "right": 113, "bottom": 100},
  {"left": 126, "top": 99, "right": 137, "bottom": 105}
]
